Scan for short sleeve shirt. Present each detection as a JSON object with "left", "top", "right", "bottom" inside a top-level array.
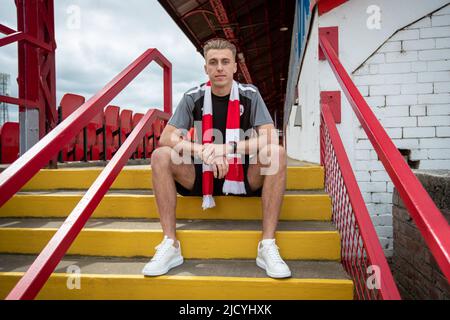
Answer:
[{"left": 167, "top": 82, "right": 274, "bottom": 143}]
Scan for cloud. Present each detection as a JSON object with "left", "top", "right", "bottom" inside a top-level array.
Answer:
[{"left": 0, "top": 0, "right": 207, "bottom": 122}]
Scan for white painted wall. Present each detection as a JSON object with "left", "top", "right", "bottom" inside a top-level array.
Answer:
[
  {"left": 286, "top": 0, "right": 450, "bottom": 256},
  {"left": 288, "top": 0, "right": 449, "bottom": 163},
  {"left": 286, "top": 11, "right": 320, "bottom": 163},
  {"left": 319, "top": 0, "right": 450, "bottom": 73}
]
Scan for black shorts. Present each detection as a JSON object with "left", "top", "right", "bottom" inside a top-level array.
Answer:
[{"left": 175, "top": 162, "right": 262, "bottom": 197}]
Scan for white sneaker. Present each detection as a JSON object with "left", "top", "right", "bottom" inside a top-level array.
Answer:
[
  {"left": 142, "top": 235, "right": 184, "bottom": 276},
  {"left": 256, "top": 239, "right": 292, "bottom": 278}
]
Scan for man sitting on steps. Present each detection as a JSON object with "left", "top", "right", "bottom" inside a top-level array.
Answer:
[{"left": 142, "top": 38, "right": 291, "bottom": 279}]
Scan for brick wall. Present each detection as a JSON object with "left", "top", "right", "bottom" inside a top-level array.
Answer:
[
  {"left": 391, "top": 170, "right": 450, "bottom": 299},
  {"left": 351, "top": 4, "right": 450, "bottom": 256}
]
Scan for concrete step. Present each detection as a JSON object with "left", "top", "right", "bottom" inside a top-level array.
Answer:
[
  {"left": 0, "top": 254, "right": 353, "bottom": 300},
  {"left": 0, "top": 190, "right": 332, "bottom": 221},
  {"left": 0, "top": 218, "right": 337, "bottom": 231},
  {"left": 0, "top": 218, "right": 341, "bottom": 260},
  {"left": 20, "top": 165, "right": 324, "bottom": 191}
]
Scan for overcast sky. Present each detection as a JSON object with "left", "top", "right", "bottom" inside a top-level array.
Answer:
[{"left": 0, "top": 0, "right": 207, "bottom": 122}]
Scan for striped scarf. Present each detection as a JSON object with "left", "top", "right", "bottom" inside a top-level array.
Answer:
[{"left": 202, "top": 80, "right": 246, "bottom": 210}]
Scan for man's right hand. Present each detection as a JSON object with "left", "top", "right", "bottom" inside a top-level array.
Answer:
[{"left": 193, "top": 144, "right": 228, "bottom": 179}]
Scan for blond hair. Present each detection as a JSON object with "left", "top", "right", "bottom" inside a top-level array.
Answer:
[{"left": 203, "top": 38, "right": 237, "bottom": 60}]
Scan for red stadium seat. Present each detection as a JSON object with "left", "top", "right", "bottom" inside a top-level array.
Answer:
[
  {"left": 86, "top": 109, "right": 104, "bottom": 161},
  {"left": 153, "top": 120, "right": 163, "bottom": 149},
  {"left": 0, "top": 122, "right": 19, "bottom": 164},
  {"left": 146, "top": 121, "right": 155, "bottom": 158},
  {"left": 59, "top": 94, "right": 85, "bottom": 161},
  {"left": 132, "top": 112, "right": 162, "bottom": 159},
  {"left": 132, "top": 113, "right": 144, "bottom": 159},
  {"left": 120, "top": 109, "right": 133, "bottom": 144},
  {"left": 103, "top": 105, "right": 120, "bottom": 160},
  {"left": 131, "top": 112, "right": 157, "bottom": 159}
]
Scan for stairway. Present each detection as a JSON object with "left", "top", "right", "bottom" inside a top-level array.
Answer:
[{"left": 0, "top": 161, "right": 354, "bottom": 300}]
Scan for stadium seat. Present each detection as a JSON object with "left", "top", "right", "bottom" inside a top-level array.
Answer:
[
  {"left": 58, "top": 94, "right": 85, "bottom": 161},
  {"left": 86, "top": 109, "right": 104, "bottom": 161},
  {"left": 103, "top": 105, "right": 120, "bottom": 160},
  {"left": 132, "top": 113, "right": 144, "bottom": 159},
  {"left": 153, "top": 119, "right": 164, "bottom": 149},
  {"left": 120, "top": 109, "right": 133, "bottom": 145},
  {"left": 0, "top": 122, "right": 19, "bottom": 164}
]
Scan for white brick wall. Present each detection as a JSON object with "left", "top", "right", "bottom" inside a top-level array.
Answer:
[
  {"left": 434, "top": 82, "right": 450, "bottom": 92},
  {"left": 351, "top": 4, "right": 450, "bottom": 256},
  {"left": 410, "top": 105, "right": 426, "bottom": 115}
]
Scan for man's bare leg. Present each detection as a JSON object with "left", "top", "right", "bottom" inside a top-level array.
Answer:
[
  {"left": 247, "top": 144, "right": 287, "bottom": 239},
  {"left": 151, "top": 146, "right": 196, "bottom": 247}
]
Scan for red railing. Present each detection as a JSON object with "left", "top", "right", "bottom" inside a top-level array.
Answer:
[
  {"left": 321, "top": 103, "right": 400, "bottom": 299},
  {"left": 2, "top": 48, "right": 172, "bottom": 299},
  {"left": 319, "top": 33, "right": 450, "bottom": 291},
  {"left": 0, "top": 48, "right": 172, "bottom": 208},
  {"left": 6, "top": 109, "right": 169, "bottom": 300}
]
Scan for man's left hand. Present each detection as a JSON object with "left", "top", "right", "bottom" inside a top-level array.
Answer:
[
  {"left": 202, "top": 143, "right": 229, "bottom": 165},
  {"left": 211, "top": 156, "right": 229, "bottom": 179}
]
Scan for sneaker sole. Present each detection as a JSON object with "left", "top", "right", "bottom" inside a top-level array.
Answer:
[
  {"left": 142, "top": 256, "right": 184, "bottom": 277},
  {"left": 256, "top": 257, "right": 292, "bottom": 279}
]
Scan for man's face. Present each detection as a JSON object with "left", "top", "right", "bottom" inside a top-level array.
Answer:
[{"left": 204, "top": 48, "right": 237, "bottom": 89}]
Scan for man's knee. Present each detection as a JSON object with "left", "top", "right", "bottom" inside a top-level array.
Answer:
[
  {"left": 254, "top": 144, "right": 285, "bottom": 176},
  {"left": 259, "top": 144, "right": 287, "bottom": 166},
  {"left": 276, "top": 145, "right": 287, "bottom": 167},
  {"left": 151, "top": 146, "right": 172, "bottom": 168}
]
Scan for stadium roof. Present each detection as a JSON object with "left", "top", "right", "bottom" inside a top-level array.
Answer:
[{"left": 158, "top": 0, "right": 295, "bottom": 127}]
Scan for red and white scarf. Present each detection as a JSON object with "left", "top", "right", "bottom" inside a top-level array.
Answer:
[{"left": 202, "top": 80, "right": 246, "bottom": 210}]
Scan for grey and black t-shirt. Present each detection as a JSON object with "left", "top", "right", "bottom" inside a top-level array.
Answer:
[{"left": 168, "top": 82, "right": 274, "bottom": 144}]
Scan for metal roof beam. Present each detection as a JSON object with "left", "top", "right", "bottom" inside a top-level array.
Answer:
[
  {"left": 209, "top": 0, "right": 252, "bottom": 83},
  {"left": 263, "top": 0, "right": 276, "bottom": 94}
]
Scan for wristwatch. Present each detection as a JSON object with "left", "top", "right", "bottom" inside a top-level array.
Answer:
[{"left": 228, "top": 141, "right": 237, "bottom": 154}]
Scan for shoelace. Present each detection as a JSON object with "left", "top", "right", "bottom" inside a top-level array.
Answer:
[
  {"left": 265, "top": 243, "right": 284, "bottom": 264},
  {"left": 151, "top": 241, "right": 174, "bottom": 262}
]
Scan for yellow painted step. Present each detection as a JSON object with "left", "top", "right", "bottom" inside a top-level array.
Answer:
[
  {"left": 0, "top": 193, "right": 332, "bottom": 221},
  {"left": 21, "top": 166, "right": 324, "bottom": 190},
  {"left": 0, "top": 272, "right": 353, "bottom": 300},
  {"left": 0, "top": 228, "right": 341, "bottom": 260}
]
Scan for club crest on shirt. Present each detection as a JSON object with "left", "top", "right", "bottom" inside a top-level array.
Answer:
[{"left": 200, "top": 104, "right": 244, "bottom": 116}]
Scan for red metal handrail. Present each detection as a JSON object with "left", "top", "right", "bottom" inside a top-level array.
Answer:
[
  {"left": 321, "top": 103, "right": 401, "bottom": 300},
  {"left": 6, "top": 109, "right": 170, "bottom": 300},
  {"left": 0, "top": 48, "right": 172, "bottom": 207},
  {"left": 319, "top": 34, "right": 450, "bottom": 281}
]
